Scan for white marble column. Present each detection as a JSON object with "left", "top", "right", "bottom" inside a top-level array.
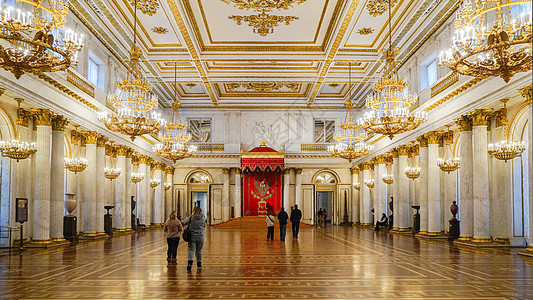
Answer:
[
  {"left": 0, "top": 157, "right": 11, "bottom": 237},
  {"left": 137, "top": 158, "right": 148, "bottom": 226},
  {"left": 222, "top": 168, "right": 230, "bottom": 221},
  {"left": 427, "top": 131, "right": 442, "bottom": 235},
  {"left": 234, "top": 168, "right": 242, "bottom": 217},
  {"left": 82, "top": 132, "right": 98, "bottom": 236},
  {"left": 392, "top": 151, "right": 399, "bottom": 230},
  {"left": 397, "top": 146, "right": 410, "bottom": 230},
  {"left": 76, "top": 146, "right": 86, "bottom": 232},
  {"left": 125, "top": 153, "right": 133, "bottom": 229},
  {"left": 283, "top": 168, "right": 290, "bottom": 210},
  {"left": 50, "top": 115, "right": 68, "bottom": 241},
  {"left": 360, "top": 163, "right": 372, "bottom": 225},
  {"left": 31, "top": 109, "right": 53, "bottom": 243},
  {"left": 418, "top": 137, "right": 429, "bottom": 234},
  {"left": 145, "top": 159, "right": 152, "bottom": 225},
  {"left": 519, "top": 86, "right": 533, "bottom": 254},
  {"left": 295, "top": 168, "right": 302, "bottom": 207},
  {"left": 351, "top": 168, "right": 360, "bottom": 224},
  {"left": 472, "top": 110, "right": 492, "bottom": 242},
  {"left": 165, "top": 167, "right": 174, "bottom": 218},
  {"left": 153, "top": 163, "right": 164, "bottom": 224},
  {"left": 12, "top": 110, "right": 31, "bottom": 239},
  {"left": 114, "top": 145, "right": 128, "bottom": 230},
  {"left": 95, "top": 136, "right": 107, "bottom": 234},
  {"left": 375, "top": 156, "right": 387, "bottom": 220}
]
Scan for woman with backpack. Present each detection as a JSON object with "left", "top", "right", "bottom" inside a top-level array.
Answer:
[{"left": 182, "top": 206, "right": 206, "bottom": 272}]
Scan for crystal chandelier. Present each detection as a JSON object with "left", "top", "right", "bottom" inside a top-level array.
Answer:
[
  {"left": 439, "top": 0, "right": 532, "bottom": 83},
  {"left": 0, "top": 0, "right": 83, "bottom": 79},
  {"left": 150, "top": 178, "right": 161, "bottom": 188},
  {"left": 381, "top": 163, "right": 393, "bottom": 185},
  {"left": 437, "top": 126, "right": 460, "bottom": 173},
  {"left": 0, "top": 99, "right": 36, "bottom": 161},
  {"left": 404, "top": 166, "right": 421, "bottom": 179},
  {"left": 358, "top": 0, "right": 426, "bottom": 140},
  {"left": 98, "top": 0, "right": 164, "bottom": 141},
  {"left": 153, "top": 63, "right": 197, "bottom": 162},
  {"left": 488, "top": 99, "right": 526, "bottom": 161},
  {"left": 64, "top": 125, "right": 88, "bottom": 173},
  {"left": 164, "top": 182, "right": 171, "bottom": 190},
  {"left": 104, "top": 148, "right": 121, "bottom": 180},
  {"left": 353, "top": 182, "right": 361, "bottom": 190},
  {"left": 364, "top": 179, "right": 375, "bottom": 189},
  {"left": 329, "top": 63, "right": 374, "bottom": 162},
  {"left": 131, "top": 172, "right": 144, "bottom": 183}
]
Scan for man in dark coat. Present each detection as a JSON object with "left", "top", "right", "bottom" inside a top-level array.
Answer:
[
  {"left": 277, "top": 207, "right": 289, "bottom": 241},
  {"left": 290, "top": 204, "right": 302, "bottom": 238}
]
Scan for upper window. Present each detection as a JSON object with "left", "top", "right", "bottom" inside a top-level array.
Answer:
[
  {"left": 420, "top": 55, "right": 437, "bottom": 91},
  {"left": 188, "top": 119, "right": 211, "bottom": 143},
  {"left": 314, "top": 119, "right": 335, "bottom": 143},
  {"left": 87, "top": 52, "right": 105, "bottom": 91}
]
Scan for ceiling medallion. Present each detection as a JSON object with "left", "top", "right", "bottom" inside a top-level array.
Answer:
[
  {"left": 185, "top": 82, "right": 197, "bottom": 88},
  {"left": 0, "top": 0, "right": 83, "bottom": 79},
  {"left": 439, "top": 0, "right": 532, "bottom": 83},
  {"left": 151, "top": 27, "right": 168, "bottom": 34},
  {"left": 328, "top": 83, "right": 339, "bottom": 88},
  {"left": 229, "top": 13, "right": 298, "bottom": 36},
  {"left": 366, "top": 0, "right": 397, "bottom": 17},
  {"left": 129, "top": 0, "right": 159, "bottom": 16},
  {"left": 221, "top": 0, "right": 307, "bottom": 13},
  {"left": 357, "top": 28, "right": 375, "bottom": 35},
  {"left": 227, "top": 82, "right": 299, "bottom": 92}
]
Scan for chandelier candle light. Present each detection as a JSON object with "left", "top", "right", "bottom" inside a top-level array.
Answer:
[
  {"left": 488, "top": 99, "right": 526, "bottom": 161},
  {"left": 0, "top": 99, "right": 36, "bottom": 161},
  {"left": 439, "top": 0, "right": 532, "bottom": 83},
  {"left": 437, "top": 126, "right": 460, "bottom": 173},
  {"left": 364, "top": 178, "right": 375, "bottom": 189},
  {"left": 64, "top": 125, "right": 88, "bottom": 174},
  {"left": 131, "top": 172, "right": 144, "bottom": 183},
  {"left": 381, "top": 163, "right": 394, "bottom": 185},
  {"left": 104, "top": 149, "right": 121, "bottom": 180},
  {"left": 0, "top": 0, "right": 84, "bottom": 79},
  {"left": 150, "top": 178, "right": 161, "bottom": 188},
  {"left": 164, "top": 182, "right": 171, "bottom": 191}
]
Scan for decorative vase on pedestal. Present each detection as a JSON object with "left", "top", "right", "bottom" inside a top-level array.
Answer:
[
  {"left": 450, "top": 201, "right": 458, "bottom": 220},
  {"left": 63, "top": 193, "right": 78, "bottom": 242},
  {"left": 64, "top": 193, "right": 77, "bottom": 216}
]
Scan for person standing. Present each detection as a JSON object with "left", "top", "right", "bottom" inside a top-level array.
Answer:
[
  {"left": 290, "top": 204, "right": 302, "bottom": 238},
  {"left": 182, "top": 206, "right": 206, "bottom": 272},
  {"left": 163, "top": 211, "right": 183, "bottom": 265},
  {"left": 317, "top": 208, "right": 323, "bottom": 228},
  {"left": 277, "top": 207, "right": 289, "bottom": 241},
  {"left": 266, "top": 211, "right": 275, "bottom": 241}
]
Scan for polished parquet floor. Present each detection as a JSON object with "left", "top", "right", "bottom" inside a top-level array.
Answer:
[{"left": 1, "top": 220, "right": 532, "bottom": 299}]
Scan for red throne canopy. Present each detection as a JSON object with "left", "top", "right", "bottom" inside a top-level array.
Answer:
[{"left": 242, "top": 142, "right": 284, "bottom": 216}]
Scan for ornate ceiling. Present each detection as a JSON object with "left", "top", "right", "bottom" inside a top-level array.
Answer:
[{"left": 70, "top": 0, "right": 459, "bottom": 109}]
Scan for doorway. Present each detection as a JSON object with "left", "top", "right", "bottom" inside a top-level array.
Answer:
[
  {"left": 317, "top": 191, "right": 333, "bottom": 223},
  {"left": 191, "top": 191, "right": 208, "bottom": 216}
]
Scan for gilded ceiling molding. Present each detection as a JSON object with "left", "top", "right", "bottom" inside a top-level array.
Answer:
[
  {"left": 129, "top": 0, "right": 159, "bottom": 16},
  {"left": 357, "top": 28, "right": 374, "bottom": 35},
  {"left": 221, "top": 0, "right": 307, "bottom": 13},
  {"left": 366, "top": 0, "right": 397, "bottom": 17},
  {"left": 38, "top": 74, "right": 101, "bottom": 112},
  {"left": 229, "top": 13, "right": 299, "bottom": 36},
  {"left": 227, "top": 82, "right": 299, "bottom": 92},
  {"left": 151, "top": 27, "right": 168, "bottom": 34}
]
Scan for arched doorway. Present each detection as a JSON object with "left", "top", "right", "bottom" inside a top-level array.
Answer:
[
  {"left": 185, "top": 170, "right": 212, "bottom": 224},
  {"left": 313, "top": 170, "right": 338, "bottom": 224}
]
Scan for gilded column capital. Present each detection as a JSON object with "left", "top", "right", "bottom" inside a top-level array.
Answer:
[
  {"left": 492, "top": 107, "right": 508, "bottom": 128},
  {"left": 51, "top": 114, "right": 69, "bottom": 131},
  {"left": 426, "top": 131, "right": 443, "bottom": 144},
  {"left": 223, "top": 167, "right": 231, "bottom": 174},
  {"left": 375, "top": 155, "right": 388, "bottom": 164},
  {"left": 391, "top": 148, "right": 399, "bottom": 158},
  {"left": 409, "top": 145, "right": 419, "bottom": 157},
  {"left": 115, "top": 145, "right": 129, "bottom": 156},
  {"left": 96, "top": 135, "right": 108, "bottom": 147},
  {"left": 350, "top": 167, "right": 359, "bottom": 174},
  {"left": 165, "top": 166, "right": 175, "bottom": 175},
  {"left": 360, "top": 162, "right": 373, "bottom": 170},
  {"left": 0, "top": 87, "right": 5, "bottom": 95},
  {"left": 126, "top": 148, "right": 135, "bottom": 158},
  {"left": 17, "top": 108, "right": 30, "bottom": 127},
  {"left": 105, "top": 144, "right": 116, "bottom": 157},
  {"left": 470, "top": 109, "right": 493, "bottom": 126},
  {"left": 295, "top": 168, "right": 303, "bottom": 174},
  {"left": 31, "top": 108, "right": 53, "bottom": 126},
  {"left": 519, "top": 83, "right": 532, "bottom": 104},
  {"left": 234, "top": 167, "right": 242, "bottom": 175},
  {"left": 416, "top": 135, "right": 428, "bottom": 147},
  {"left": 397, "top": 145, "right": 411, "bottom": 156},
  {"left": 155, "top": 162, "right": 166, "bottom": 171},
  {"left": 82, "top": 131, "right": 99, "bottom": 144},
  {"left": 138, "top": 155, "right": 150, "bottom": 164},
  {"left": 283, "top": 168, "right": 290, "bottom": 175},
  {"left": 455, "top": 115, "right": 473, "bottom": 131}
]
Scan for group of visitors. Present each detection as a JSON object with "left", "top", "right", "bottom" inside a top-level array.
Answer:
[
  {"left": 316, "top": 208, "right": 328, "bottom": 228},
  {"left": 266, "top": 205, "right": 302, "bottom": 241},
  {"left": 163, "top": 206, "right": 206, "bottom": 272}
]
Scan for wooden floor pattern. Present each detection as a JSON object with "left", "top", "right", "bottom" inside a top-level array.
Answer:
[{"left": 1, "top": 223, "right": 532, "bottom": 299}]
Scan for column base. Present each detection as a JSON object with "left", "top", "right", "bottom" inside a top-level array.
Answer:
[
  {"left": 454, "top": 238, "right": 510, "bottom": 248},
  {"left": 359, "top": 223, "right": 371, "bottom": 227},
  {"left": 416, "top": 231, "right": 448, "bottom": 239},
  {"left": 31, "top": 239, "right": 52, "bottom": 245},
  {"left": 51, "top": 237, "right": 67, "bottom": 242},
  {"left": 390, "top": 228, "right": 413, "bottom": 234},
  {"left": 28, "top": 239, "right": 70, "bottom": 248},
  {"left": 518, "top": 245, "right": 533, "bottom": 257},
  {"left": 457, "top": 236, "right": 473, "bottom": 241},
  {"left": 418, "top": 230, "right": 428, "bottom": 235},
  {"left": 79, "top": 233, "right": 108, "bottom": 240}
]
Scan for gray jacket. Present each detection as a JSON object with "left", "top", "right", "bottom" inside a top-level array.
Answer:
[{"left": 182, "top": 214, "right": 206, "bottom": 238}]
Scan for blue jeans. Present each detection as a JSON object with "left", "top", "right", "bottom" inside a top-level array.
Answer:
[
  {"left": 187, "top": 237, "right": 204, "bottom": 262},
  {"left": 292, "top": 222, "right": 300, "bottom": 238},
  {"left": 279, "top": 224, "right": 286, "bottom": 240}
]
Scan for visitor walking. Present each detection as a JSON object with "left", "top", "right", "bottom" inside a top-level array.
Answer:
[
  {"left": 317, "top": 208, "right": 323, "bottom": 228},
  {"left": 266, "top": 211, "right": 275, "bottom": 241},
  {"left": 163, "top": 211, "right": 183, "bottom": 265},
  {"left": 290, "top": 204, "right": 302, "bottom": 238},
  {"left": 182, "top": 206, "right": 206, "bottom": 272},
  {"left": 277, "top": 207, "right": 289, "bottom": 241}
]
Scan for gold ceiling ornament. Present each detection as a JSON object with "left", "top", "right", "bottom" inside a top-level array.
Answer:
[
  {"left": 151, "top": 27, "right": 168, "bottom": 34},
  {"left": 329, "top": 63, "right": 374, "bottom": 162},
  {"left": 185, "top": 82, "right": 197, "bottom": 88},
  {"left": 358, "top": 0, "right": 426, "bottom": 140},
  {"left": 221, "top": 0, "right": 307, "bottom": 13},
  {"left": 437, "top": 125, "right": 460, "bottom": 173},
  {"left": 153, "top": 63, "right": 197, "bottom": 163},
  {"left": 488, "top": 99, "right": 526, "bottom": 162},
  {"left": 98, "top": 0, "right": 165, "bottom": 141},
  {"left": 328, "top": 83, "right": 339, "bottom": 88},
  {"left": 104, "top": 142, "right": 121, "bottom": 180},
  {"left": 0, "top": 99, "right": 37, "bottom": 162},
  {"left": 366, "top": 0, "right": 397, "bottom": 17},
  {"left": 357, "top": 28, "right": 375, "bottom": 35},
  {"left": 439, "top": 0, "right": 532, "bottom": 83},
  {"left": 229, "top": 13, "right": 299, "bottom": 36},
  {"left": 64, "top": 125, "right": 88, "bottom": 174},
  {"left": 0, "top": 0, "right": 83, "bottom": 79},
  {"left": 227, "top": 82, "right": 299, "bottom": 92},
  {"left": 129, "top": 0, "right": 159, "bottom": 16}
]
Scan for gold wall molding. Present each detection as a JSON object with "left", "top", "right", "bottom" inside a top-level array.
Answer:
[
  {"left": 66, "top": 69, "right": 95, "bottom": 98},
  {"left": 38, "top": 74, "right": 100, "bottom": 112},
  {"left": 424, "top": 77, "right": 483, "bottom": 112}
]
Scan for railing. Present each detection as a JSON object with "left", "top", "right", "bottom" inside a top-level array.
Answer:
[
  {"left": 193, "top": 143, "right": 225, "bottom": 152},
  {"left": 66, "top": 69, "right": 96, "bottom": 98},
  {"left": 430, "top": 72, "right": 460, "bottom": 98},
  {"left": 301, "top": 143, "right": 333, "bottom": 152}
]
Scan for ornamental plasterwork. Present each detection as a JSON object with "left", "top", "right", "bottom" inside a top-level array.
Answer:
[
  {"left": 185, "top": 83, "right": 197, "bottom": 88},
  {"left": 151, "top": 27, "right": 168, "bottom": 34},
  {"left": 229, "top": 13, "right": 299, "bottom": 36},
  {"left": 366, "top": 0, "right": 397, "bottom": 17},
  {"left": 357, "top": 28, "right": 374, "bottom": 35},
  {"left": 227, "top": 82, "right": 299, "bottom": 92},
  {"left": 221, "top": 0, "right": 307, "bottom": 13},
  {"left": 129, "top": 0, "right": 159, "bottom": 16}
]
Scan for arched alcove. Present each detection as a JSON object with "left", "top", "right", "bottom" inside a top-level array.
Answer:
[{"left": 312, "top": 169, "right": 339, "bottom": 224}]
